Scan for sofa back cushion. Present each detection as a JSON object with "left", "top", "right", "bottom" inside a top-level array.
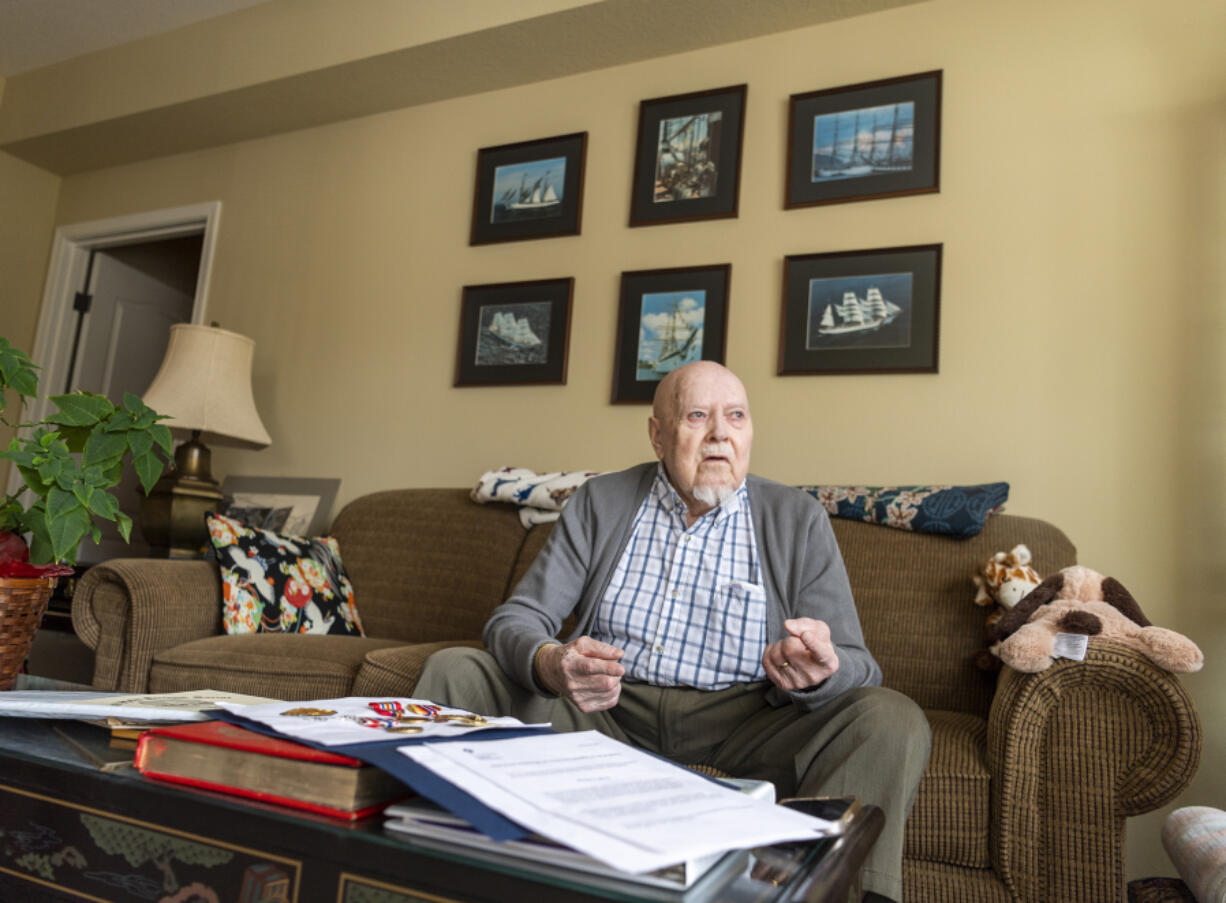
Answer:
[
  {"left": 512, "top": 511, "right": 1075, "bottom": 718},
  {"left": 835, "top": 513, "right": 1076, "bottom": 716},
  {"left": 331, "top": 489, "right": 527, "bottom": 643}
]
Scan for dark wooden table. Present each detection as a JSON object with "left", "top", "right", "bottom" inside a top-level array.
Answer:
[{"left": 0, "top": 718, "right": 882, "bottom": 903}]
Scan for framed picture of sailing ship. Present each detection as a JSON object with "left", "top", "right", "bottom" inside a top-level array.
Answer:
[
  {"left": 629, "top": 85, "right": 747, "bottom": 228},
  {"left": 786, "top": 70, "right": 941, "bottom": 209},
  {"left": 455, "top": 278, "right": 573, "bottom": 386},
  {"left": 778, "top": 244, "right": 941, "bottom": 375},
  {"left": 611, "top": 264, "right": 731, "bottom": 403},
  {"left": 469, "top": 132, "right": 587, "bottom": 245}
]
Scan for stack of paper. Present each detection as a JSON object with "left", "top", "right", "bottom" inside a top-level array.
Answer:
[
  {"left": 398, "top": 731, "right": 834, "bottom": 875},
  {"left": 0, "top": 689, "right": 277, "bottom": 722},
  {"left": 207, "top": 697, "right": 837, "bottom": 878}
]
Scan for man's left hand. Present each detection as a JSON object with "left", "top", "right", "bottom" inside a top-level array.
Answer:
[{"left": 763, "top": 618, "right": 839, "bottom": 691}]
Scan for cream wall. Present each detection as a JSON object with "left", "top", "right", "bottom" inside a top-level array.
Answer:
[
  {"left": 34, "top": 0, "right": 1226, "bottom": 880},
  {"left": 0, "top": 132, "right": 61, "bottom": 481}
]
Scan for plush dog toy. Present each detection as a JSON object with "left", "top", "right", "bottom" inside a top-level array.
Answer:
[
  {"left": 971, "top": 544, "right": 1043, "bottom": 671},
  {"left": 990, "top": 565, "right": 1204, "bottom": 673}
]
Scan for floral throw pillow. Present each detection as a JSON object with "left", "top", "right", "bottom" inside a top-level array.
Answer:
[
  {"left": 205, "top": 512, "right": 365, "bottom": 636},
  {"left": 798, "top": 483, "right": 1009, "bottom": 539}
]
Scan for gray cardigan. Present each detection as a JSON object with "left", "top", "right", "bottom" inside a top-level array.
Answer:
[{"left": 483, "top": 463, "right": 882, "bottom": 711}]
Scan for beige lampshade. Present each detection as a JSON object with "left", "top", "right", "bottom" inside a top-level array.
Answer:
[{"left": 142, "top": 324, "right": 271, "bottom": 450}]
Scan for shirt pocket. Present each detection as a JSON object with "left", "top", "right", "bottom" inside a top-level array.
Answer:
[{"left": 703, "top": 581, "right": 769, "bottom": 677}]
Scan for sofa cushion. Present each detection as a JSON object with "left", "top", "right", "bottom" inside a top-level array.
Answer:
[
  {"left": 205, "top": 512, "right": 364, "bottom": 636},
  {"left": 905, "top": 710, "right": 991, "bottom": 868},
  {"left": 329, "top": 489, "right": 528, "bottom": 644},
  {"left": 352, "top": 640, "right": 484, "bottom": 697},
  {"left": 148, "top": 634, "right": 404, "bottom": 700}
]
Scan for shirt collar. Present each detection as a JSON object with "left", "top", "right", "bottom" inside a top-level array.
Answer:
[{"left": 653, "top": 462, "right": 748, "bottom": 525}]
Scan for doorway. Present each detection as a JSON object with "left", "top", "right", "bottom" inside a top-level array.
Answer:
[{"left": 14, "top": 202, "right": 222, "bottom": 562}]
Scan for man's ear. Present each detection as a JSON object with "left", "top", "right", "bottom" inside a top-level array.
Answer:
[{"left": 648, "top": 416, "right": 664, "bottom": 459}]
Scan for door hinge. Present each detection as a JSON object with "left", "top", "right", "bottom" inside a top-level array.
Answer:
[{"left": 73, "top": 292, "right": 93, "bottom": 313}]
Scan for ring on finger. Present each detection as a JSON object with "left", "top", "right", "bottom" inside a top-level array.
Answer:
[{"left": 780, "top": 660, "right": 791, "bottom": 669}]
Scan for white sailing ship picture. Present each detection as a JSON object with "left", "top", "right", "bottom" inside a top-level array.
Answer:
[
  {"left": 811, "top": 102, "right": 914, "bottom": 182},
  {"left": 491, "top": 157, "right": 566, "bottom": 223},
  {"left": 806, "top": 273, "right": 913, "bottom": 350},
  {"left": 476, "top": 301, "right": 551, "bottom": 366},
  {"left": 654, "top": 112, "right": 721, "bottom": 203},
  {"left": 636, "top": 291, "right": 705, "bottom": 381}
]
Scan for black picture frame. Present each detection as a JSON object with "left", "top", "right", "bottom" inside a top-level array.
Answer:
[
  {"left": 469, "top": 132, "right": 587, "bottom": 245},
  {"left": 611, "top": 264, "right": 731, "bottom": 403},
  {"left": 455, "top": 278, "right": 573, "bottom": 387},
  {"left": 786, "top": 70, "right": 941, "bottom": 209},
  {"left": 219, "top": 476, "right": 342, "bottom": 536},
  {"left": 629, "top": 85, "right": 747, "bottom": 228},
  {"left": 778, "top": 244, "right": 941, "bottom": 375}
]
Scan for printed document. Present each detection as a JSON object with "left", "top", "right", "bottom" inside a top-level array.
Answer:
[
  {"left": 401, "top": 731, "right": 834, "bottom": 873},
  {"left": 0, "top": 689, "right": 276, "bottom": 721}
]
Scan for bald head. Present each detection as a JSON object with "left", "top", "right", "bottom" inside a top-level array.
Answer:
[
  {"left": 648, "top": 362, "right": 753, "bottom": 520},
  {"left": 652, "top": 361, "right": 746, "bottom": 421}
]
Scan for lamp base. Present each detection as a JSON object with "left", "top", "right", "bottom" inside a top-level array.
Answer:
[{"left": 139, "top": 434, "right": 223, "bottom": 559}]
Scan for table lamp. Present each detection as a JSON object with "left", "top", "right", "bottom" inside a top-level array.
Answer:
[{"left": 139, "top": 324, "right": 271, "bottom": 558}]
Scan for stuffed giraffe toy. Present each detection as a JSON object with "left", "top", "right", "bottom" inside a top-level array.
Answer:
[{"left": 971, "top": 544, "right": 1043, "bottom": 671}]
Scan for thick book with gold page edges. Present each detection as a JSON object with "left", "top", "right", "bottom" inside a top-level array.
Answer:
[{"left": 134, "top": 720, "right": 408, "bottom": 820}]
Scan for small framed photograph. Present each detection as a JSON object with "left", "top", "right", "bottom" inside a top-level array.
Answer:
[
  {"left": 786, "top": 70, "right": 941, "bottom": 209},
  {"left": 219, "top": 476, "right": 342, "bottom": 536},
  {"left": 469, "top": 132, "right": 587, "bottom": 245},
  {"left": 455, "top": 278, "right": 573, "bottom": 387},
  {"left": 778, "top": 244, "right": 941, "bottom": 375},
  {"left": 629, "top": 84, "right": 747, "bottom": 228},
  {"left": 611, "top": 264, "right": 731, "bottom": 403}
]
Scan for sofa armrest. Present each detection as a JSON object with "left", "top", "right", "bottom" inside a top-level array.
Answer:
[
  {"left": 987, "top": 639, "right": 1202, "bottom": 903},
  {"left": 72, "top": 559, "right": 223, "bottom": 693}
]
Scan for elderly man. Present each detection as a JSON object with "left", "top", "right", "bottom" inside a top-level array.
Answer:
[{"left": 416, "top": 361, "right": 929, "bottom": 903}]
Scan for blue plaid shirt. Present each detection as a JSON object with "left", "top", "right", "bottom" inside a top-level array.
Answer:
[{"left": 591, "top": 464, "right": 768, "bottom": 689}]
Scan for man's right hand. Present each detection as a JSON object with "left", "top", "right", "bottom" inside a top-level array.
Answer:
[{"left": 535, "top": 637, "right": 625, "bottom": 712}]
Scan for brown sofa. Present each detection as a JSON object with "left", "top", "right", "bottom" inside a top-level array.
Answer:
[{"left": 72, "top": 488, "right": 1201, "bottom": 902}]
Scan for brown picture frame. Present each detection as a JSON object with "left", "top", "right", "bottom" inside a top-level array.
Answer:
[
  {"left": 786, "top": 71, "right": 941, "bottom": 209},
  {"left": 454, "top": 278, "right": 574, "bottom": 387},
  {"left": 611, "top": 264, "right": 731, "bottom": 403},
  {"left": 629, "top": 85, "right": 747, "bottom": 228},
  {"left": 778, "top": 244, "right": 941, "bottom": 376},
  {"left": 469, "top": 132, "right": 587, "bottom": 245}
]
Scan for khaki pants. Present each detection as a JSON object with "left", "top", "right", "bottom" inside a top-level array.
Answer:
[{"left": 416, "top": 647, "right": 930, "bottom": 903}]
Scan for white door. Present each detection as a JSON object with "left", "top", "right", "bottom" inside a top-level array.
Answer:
[
  {"left": 69, "top": 238, "right": 200, "bottom": 561},
  {"left": 71, "top": 241, "right": 198, "bottom": 398}
]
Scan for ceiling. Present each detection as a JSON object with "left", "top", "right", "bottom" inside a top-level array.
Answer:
[
  {"left": 0, "top": 0, "right": 272, "bottom": 77},
  {"left": 0, "top": 0, "right": 926, "bottom": 175}
]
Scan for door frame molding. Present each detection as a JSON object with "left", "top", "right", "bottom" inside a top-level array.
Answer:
[{"left": 8, "top": 201, "right": 221, "bottom": 495}]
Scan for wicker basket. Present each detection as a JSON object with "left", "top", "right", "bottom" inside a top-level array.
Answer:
[{"left": 0, "top": 576, "right": 56, "bottom": 691}]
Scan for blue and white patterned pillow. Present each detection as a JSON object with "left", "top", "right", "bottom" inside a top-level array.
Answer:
[{"left": 797, "top": 483, "right": 1009, "bottom": 539}]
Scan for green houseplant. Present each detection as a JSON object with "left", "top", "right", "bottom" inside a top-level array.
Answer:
[{"left": 0, "top": 336, "right": 173, "bottom": 688}]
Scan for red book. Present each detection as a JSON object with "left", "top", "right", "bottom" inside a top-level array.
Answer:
[{"left": 134, "top": 720, "right": 408, "bottom": 820}]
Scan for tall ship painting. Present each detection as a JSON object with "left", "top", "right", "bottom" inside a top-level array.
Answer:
[
  {"left": 636, "top": 292, "right": 705, "bottom": 380},
  {"left": 476, "top": 302, "right": 550, "bottom": 367},
  {"left": 487, "top": 311, "right": 542, "bottom": 349},
  {"left": 644, "top": 306, "right": 699, "bottom": 371},
  {"left": 817, "top": 287, "right": 903, "bottom": 336},
  {"left": 490, "top": 157, "right": 566, "bottom": 223},
  {"left": 812, "top": 102, "right": 914, "bottom": 181},
  {"left": 807, "top": 273, "right": 913, "bottom": 351},
  {"left": 501, "top": 171, "right": 560, "bottom": 213}
]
